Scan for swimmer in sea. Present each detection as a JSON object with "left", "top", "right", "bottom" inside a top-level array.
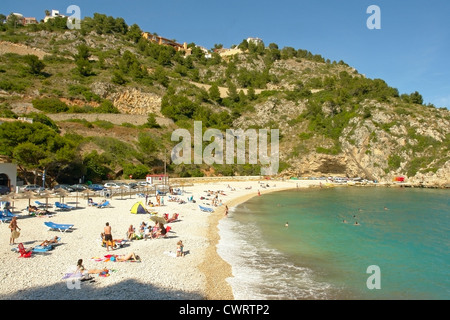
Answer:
[
  {"left": 285, "top": 222, "right": 289, "bottom": 227},
  {"left": 354, "top": 221, "right": 360, "bottom": 226}
]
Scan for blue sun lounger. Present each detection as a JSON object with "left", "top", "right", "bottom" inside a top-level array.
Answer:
[
  {"left": 97, "top": 201, "right": 111, "bottom": 208},
  {"left": 35, "top": 201, "right": 53, "bottom": 208},
  {"left": 55, "top": 202, "right": 74, "bottom": 211},
  {"left": 199, "top": 205, "right": 214, "bottom": 213},
  {"left": 44, "top": 221, "right": 74, "bottom": 232},
  {"left": 0, "top": 214, "right": 12, "bottom": 223},
  {"left": 2, "top": 209, "right": 17, "bottom": 218},
  {"left": 32, "top": 245, "right": 54, "bottom": 253}
]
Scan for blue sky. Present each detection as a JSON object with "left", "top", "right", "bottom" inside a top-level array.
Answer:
[{"left": 2, "top": 0, "right": 449, "bottom": 108}]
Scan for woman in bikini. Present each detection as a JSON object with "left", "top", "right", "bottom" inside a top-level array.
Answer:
[{"left": 8, "top": 216, "right": 21, "bottom": 245}]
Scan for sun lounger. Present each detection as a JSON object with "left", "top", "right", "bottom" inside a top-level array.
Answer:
[
  {"left": 0, "top": 215, "right": 12, "bottom": 223},
  {"left": 35, "top": 201, "right": 53, "bottom": 208},
  {"left": 32, "top": 245, "right": 54, "bottom": 253},
  {"left": 2, "top": 209, "right": 17, "bottom": 218},
  {"left": 44, "top": 221, "right": 74, "bottom": 232},
  {"left": 55, "top": 202, "right": 74, "bottom": 211},
  {"left": 97, "top": 201, "right": 111, "bottom": 208},
  {"left": 199, "top": 205, "right": 214, "bottom": 213},
  {"left": 0, "top": 210, "right": 13, "bottom": 223}
]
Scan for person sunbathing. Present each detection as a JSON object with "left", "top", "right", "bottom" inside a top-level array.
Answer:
[
  {"left": 76, "top": 259, "right": 109, "bottom": 278},
  {"left": 111, "top": 252, "right": 140, "bottom": 262},
  {"left": 165, "top": 213, "right": 179, "bottom": 223},
  {"left": 88, "top": 198, "right": 98, "bottom": 206},
  {"left": 28, "top": 205, "right": 49, "bottom": 215},
  {"left": 40, "top": 236, "right": 60, "bottom": 246}
]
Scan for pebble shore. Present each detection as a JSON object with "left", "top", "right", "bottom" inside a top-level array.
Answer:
[{"left": 0, "top": 180, "right": 303, "bottom": 300}]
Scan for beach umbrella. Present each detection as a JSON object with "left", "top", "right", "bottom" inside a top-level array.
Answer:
[
  {"left": 5, "top": 191, "right": 19, "bottom": 210},
  {"left": 73, "top": 189, "right": 79, "bottom": 208},
  {"left": 119, "top": 185, "right": 127, "bottom": 200},
  {"left": 21, "top": 190, "right": 36, "bottom": 207},
  {"left": 55, "top": 189, "right": 69, "bottom": 204},
  {"left": 150, "top": 215, "right": 166, "bottom": 225},
  {"left": 39, "top": 190, "right": 53, "bottom": 209},
  {"left": 105, "top": 186, "right": 114, "bottom": 199},
  {"left": 0, "top": 195, "right": 12, "bottom": 203},
  {"left": 82, "top": 189, "right": 92, "bottom": 205},
  {"left": 0, "top": 195, "right": 12, "bottom": 211}
]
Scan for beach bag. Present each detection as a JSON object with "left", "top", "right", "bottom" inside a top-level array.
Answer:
[{"left": 11, "top": 231, "right": 20, "bottom": 239}]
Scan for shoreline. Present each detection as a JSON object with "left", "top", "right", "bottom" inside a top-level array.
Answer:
[
  {"left": 198, "top": 182, "right": 313, "bottom": 300},
  {"left": 198, "top": 180, "right": 450, "bottom": 300}
]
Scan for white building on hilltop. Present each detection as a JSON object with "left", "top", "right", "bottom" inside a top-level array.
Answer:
[
  {"left": 247, "top": 37, "right": 263, "bottom": 45},
  {"left": 44, "top": 9, "right": 66, "bottom": 23}
]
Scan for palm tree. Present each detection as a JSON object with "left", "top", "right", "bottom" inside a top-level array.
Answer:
[{"left": 45, "top": 10, "right": 50, "bottom": 17}]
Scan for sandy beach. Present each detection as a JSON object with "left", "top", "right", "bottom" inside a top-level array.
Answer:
[{"left": 0, "top": 178, "right": 317, "bottom": 300}]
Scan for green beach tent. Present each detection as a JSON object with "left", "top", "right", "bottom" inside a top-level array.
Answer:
[{"left": 130, "top": 202, "right": 147, "bottom": 214}]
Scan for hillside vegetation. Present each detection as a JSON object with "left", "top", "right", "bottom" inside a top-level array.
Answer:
[{"left": 0, "top": 13, "right": 449, "bottom": 186}]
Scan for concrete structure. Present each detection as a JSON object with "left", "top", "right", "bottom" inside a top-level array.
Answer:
[
  {"left": 146, "top": 174, "right": 169, "bottom": 186},
  {"left": 0, "top": 160, "right": 17, "bottom": 191},
  {"left": 44, "top": 10, "right": 66, "bottom": 23},
  {"left": 0, "top": 117, "right": 33, "bottom": 125}
]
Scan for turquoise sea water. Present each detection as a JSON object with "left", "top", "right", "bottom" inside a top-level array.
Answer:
[{"left": 217, "top": 187, "right": 450, "bottom": 300}]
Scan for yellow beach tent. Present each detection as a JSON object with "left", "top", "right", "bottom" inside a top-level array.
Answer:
[{"left": 130, "top": 201, "right": 147, "bottom": 214}]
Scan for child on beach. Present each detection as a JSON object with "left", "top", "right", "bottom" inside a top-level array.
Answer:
[
  {"left": 8, "top": 216, "right": 21, "bottom": 245},
  {"left": 177, "top": 240, "right": 184, "bottom": 257}
]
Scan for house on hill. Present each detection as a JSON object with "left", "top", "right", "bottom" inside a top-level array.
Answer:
[
  {"left": 23, "top": 17, "right": 38, "bottom": 25},
  {"left": 142, "top": 32, "right": 192, "bottom": 55},
  {"left": 44, "top": 9, "right": 66, "bottom": 23}
]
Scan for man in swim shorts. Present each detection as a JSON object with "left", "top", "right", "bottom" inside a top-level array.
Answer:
[{"left": 104, "top": 222, "right": 113, "bottom": 251}]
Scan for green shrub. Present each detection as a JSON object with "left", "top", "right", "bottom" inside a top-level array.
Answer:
[
  {"left": 0, "top": 79, "right": 28, "bottom": 92},
  {"left": 96, "top": 100, "right": 120, "bottom": 114},
  {"left": 388, "top": 154, "right": 402, "bottom": 170},
  {"left": 92, "top": 120, "right": 114, "bottom": 129},
  {"left": 66, "top": 119, "right": 94, "bottom": 128},
  {"left": 32, "top": 98, "right": 69, "bottom": 113}
]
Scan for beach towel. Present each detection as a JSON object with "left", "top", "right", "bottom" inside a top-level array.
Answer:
[
  {"left": 62, "top": 272, "right": 83, "bottom": 280},
  {"left": 91, "top": 255, "right": 141, "bottom": 263},
  {"left": 163, "top": 251, "right": 177, "bottom": 258}
]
